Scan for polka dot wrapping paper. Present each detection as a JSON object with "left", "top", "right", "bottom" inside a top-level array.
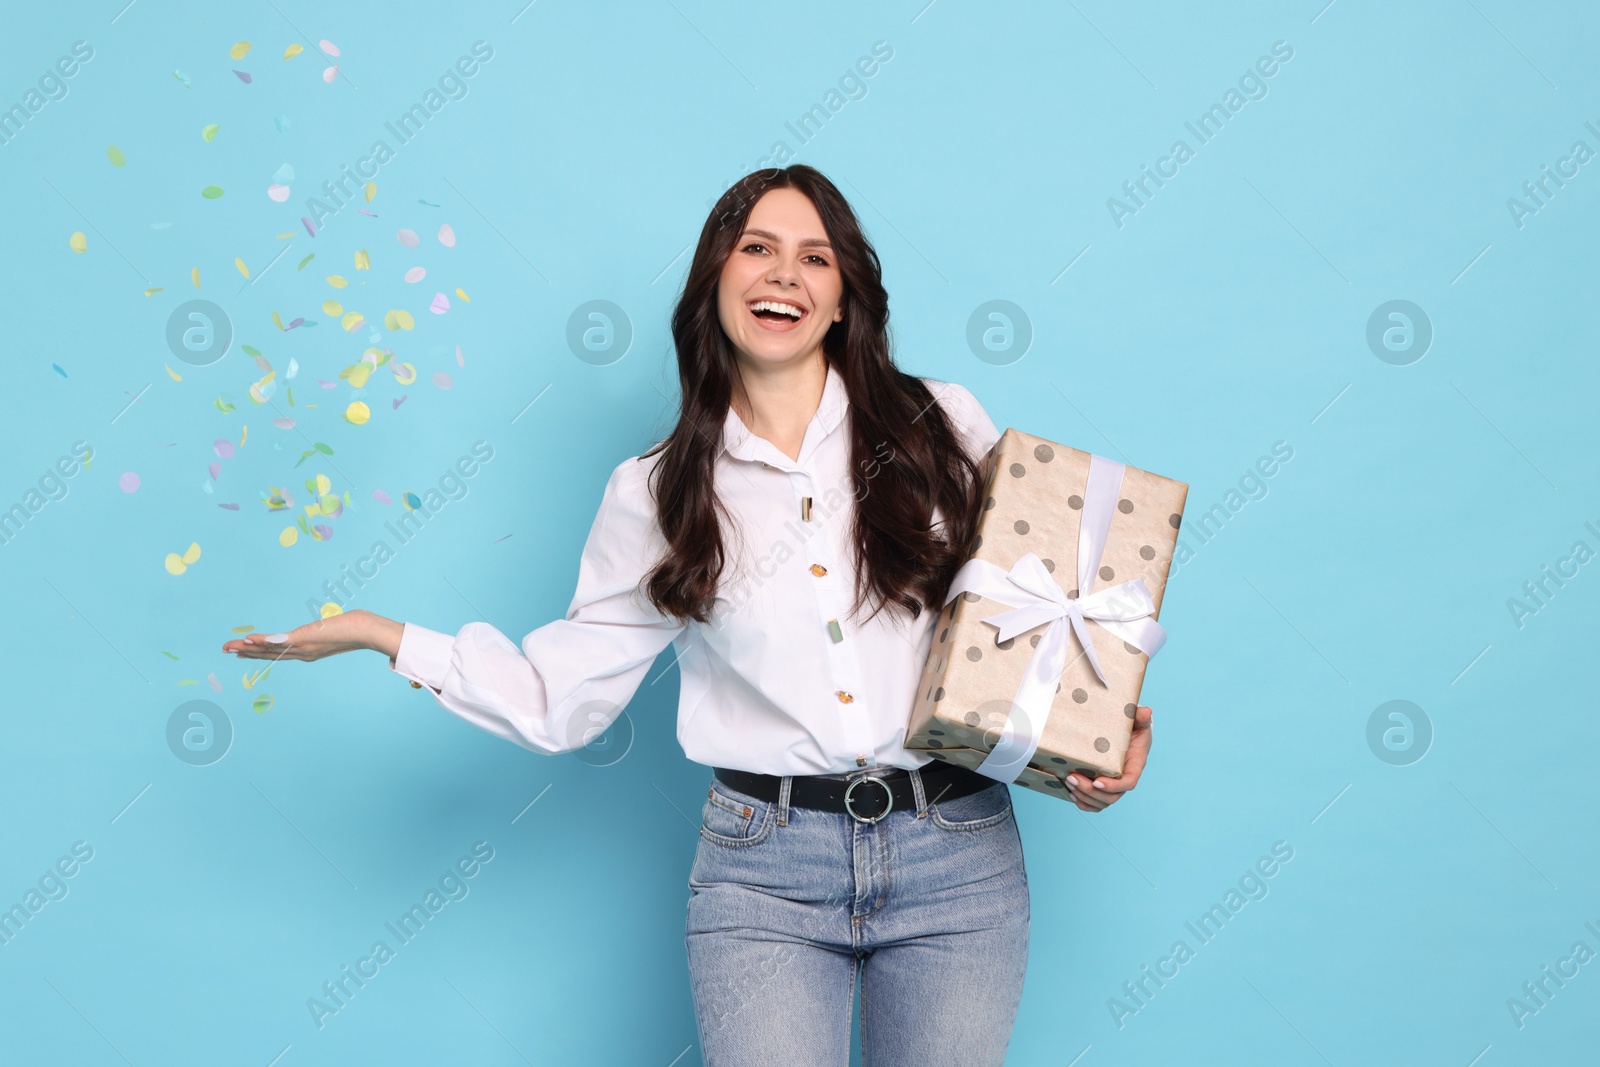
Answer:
[{"left": 907, "top": 428, "right": 1189, "bottom": 801}]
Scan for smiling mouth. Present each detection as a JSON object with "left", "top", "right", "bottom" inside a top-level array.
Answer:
[{"left": 748, "top": 299, "right": 806, "bottom": 332}]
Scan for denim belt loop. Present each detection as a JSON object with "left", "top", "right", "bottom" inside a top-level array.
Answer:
[
  {"left": 777, "top": 775, "right": 793, "bottom": 826},
  {"left": 909, "top": 767, "right": 929, "bottom": 818}
]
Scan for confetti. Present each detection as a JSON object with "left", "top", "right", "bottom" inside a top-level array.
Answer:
[
  {"left": 280, "top": 527, "right": 298, "bottom": 547},
  {"left": 230, "top": 42, "right": 252, "bottom": 60},
  {"left": 364, "top": 182, "right": 376, "bottom": 203},
  {"left": 320, "top": 39, "right": 340, "bottom": 56},
  {"left": 432, "top": 371, "right": 453, "bottom": 390},
  {"left": 172, "top": 70, "right": 191, "bottom": 88},
  {"left": 274, "top": 115, "right": 291, "bottom": 132},
  {"left": 144, "top": 287, "right": 164, "bottom": 297},
  {"left": 213, "top": 438, "right": 235, "bottom": 459},
  {"left": 271, "top": 310, "right": 284, "bottom": 330},
  {"left": 320, "top": 602, "right": 343, "bottom": 619},
  {"left": 326, "top": 274, "right": 347, "bottom": 287},
  {"left": 384, "top": 309, "right": 415, "bottom": 331},
  {"left": 202, "top": 185, "right": 225, "bottom": 199},
  {"left": 404, "top": 266, "right": 425, "bottom": 283},
  {"left": 283, "top": 43, "right": 303, "bottom": 60},
  {"left": 272, "top": 163, "right": 294, "bottom": 182},
  {"left": 234, "top": 69, "right": 253, "bottom": 84},
  {"left": 297, "top": 253, "right": 314, "bottom": 270},
  {"left": 429, "top": 292, "right": 450, "bottom": 314},
  {"left": 267, "top": 183, "right": 290, "bottom": 202},
  {"left": 396, "top": 228, "right": 419, "bottom": 247},
  {"left": 191, "top": 267, "right": 201, "bottom": 288},
  {"left": 455, "top": 344, "right": 464, "bottom": 365},
  {"left": 167, "top": 364, "right": 184, "bottom": 382},
  {"left": 438, "top": 223, "right": 456, "bottom": 247},
  {"left": 322, "top": 300, "right": 343, "bottom": 316},
  {"left": 372, "top": 489, "right": 392, "bottom": 505},
  {"left": 322, "top": 66, "right": 338, "bottom": 83},
  {"left": 353, "top": 248, "right": 369, "bottom": 270},
  {"left": 301, "top": 216, "right": 317, "bottom": 237},
  {"left": 419, "top": 199, "right": 440, "bottom": 207},
  {"left": 235, "top": 257, "right": 250, "bottom": 279},
  {"left": 52, "top": 362, "right": 68, "bottom": 378},
  {"left": 340, "top": 311, "right": 364, "bottom": 332},
  {"left": 202, "top": 124, "right": 220, "bottom": 142},
  {"left": 69, "top": 231, "right": 86, "bottom": 253},
  {"left": 392, "top": 362, "right": 417, "bottom": 385},
  {"left": 253, "top": 694, "right": 274, "bottom": 714},
  {"left": 164, "top": 541, "right": 202, "bottom": 576},
  {"left": 107, "top": 145, "right": 125, "bottom": 166},
  {"left": 207, "top": 673, "right": 221, "bottom": 692},
  {"left": 345, "top": 401, "right": 370, "bottom": 425},
  {"left": 455, "top": 288, "right": 470, "bottom": 302}
]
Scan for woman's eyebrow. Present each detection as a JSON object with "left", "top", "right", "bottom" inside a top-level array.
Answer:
[{"left": 742, "top": 228, "right": 833, "bottom": 250}]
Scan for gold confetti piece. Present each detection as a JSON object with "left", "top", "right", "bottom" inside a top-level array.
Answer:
[
  {"left": 322, "top": 300, "right": 343, "bottom": 316},
  {"left": 345, "top": 401, "right": 370, "bottom": 425},
  {"left": 393, "top": 362, "right": 417, "bottom": 385},
  {"left": 230, "top": 41, "right": 251, "bottom": 60},
  {"left": 326, "top": 275, "right": 347, "bottom": 287},
  {"left": 364, "top": 182, "right": 376, "bottom": 203},
  {"left": 107, "top": 145, "right": 125, "bottom": 166},
  {"left": 69, "top": 231, "right": 86, "bottom": 253},
  {"left": 283, "top": 43, "right": 303, "bottom": 59},
  {"left": 353, "top": 248, "right": 370, "bottom": 270},
  {"left": 143, "top": 287, "right": 164, "bottom": 297},
  {"left": 164, "top": 541, "right": 202, "bottom": 575},
  {"left": 341, "top": 362, "right": 372, "bottom": 388},
  {"left": 384, "top": 309, "right": 415, "bottom": 331},
  {"left": 240, "top": 425, "right": 249, "bottom": 446},
  {"left": 191, "top": 267, "right": 200, "bottom": 288},
  {"left": 275, "top": 232, "right": 295, "bottom": 239},
  {"left": 315, "top": 474, "right": 331, "bottom": 495},
  {"left": 279, "top": 527, "right": 298, "bottom": 547},
  {"left": 271, "top": 310, "right": 284, "bottom": 330},
  {"left": 235, "top": 257, "right": 249, "bottom": 279},
  {"left": 166, "top": 363, "right": 184, "bottom": 381},
  {"left": 455, "top": 287, "right": 471, "bottom": 302},
  {"left": 340, "top": 311, "right": 364, "bottom": 332},
  {"left": 201, "top": 123, "right": 219, "bottom": 142},
  {"left": 320, "top": 602, "right": 343, "bottom": 619}
]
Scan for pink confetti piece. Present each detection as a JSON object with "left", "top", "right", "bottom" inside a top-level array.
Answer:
[
  {"left": 319, "top": 39, "right": 340, "bottom": 56},
  {"left": 218, "top": 502, "right": 240, "bottom": 511},
  {"left": 372, "top": 489, "right": 392, "bottom": 504},
  {"left": 358, "top": 209, "right": 377, "bottom": 216},
  {"left": 313, "top": 523, "right": 334, "bottom": 539},
  {"left": 322, "top": 66, "right": 339, "bottom": 83},
  {"left": 430, "top": 292, "right": 450, "bottom": 314},
  {"left": 213, "top": 438, "right": 235, "bottom": 459},
  {"left": 456, "top": 344, "right": 464, "bottom": 365},
  {"left": 432, "top": 371, "right": 454, "bottom": 390},
  {"left": 119, "top": 472, "right": 140, "bottom": 493},
  {"left": 234, "top": 69, "right": 253, "bottom": 84},
  {"left": 396, "top": 228, "right": 419, "bottom": 248},
  {"left": 317, "top": 379, "right": 338, "bottom": 389},
  {"left": 207, "top": 672, "right": 222, "bottom": 692},
  {"left": 404, "top": 266, "right": 426, "bottom": 283},
  {"left": 438, "top": 223, "right": 456, "bottom": 247},
  {"left": 267, "top": 183, "right": 291, "bottom": 202},
  {"left": 208, "top": 462, "right": 221, "bottom": 481},
  {"left": 272, "top": 417, "right": 296, "bottom": 429},
  {"left": 301, "top": 216, "right": 317, "bottom": 237}
]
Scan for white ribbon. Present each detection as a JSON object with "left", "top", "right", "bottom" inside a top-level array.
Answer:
[{"left": 939, "top": 454, "right": 1167, "bottom": 784}]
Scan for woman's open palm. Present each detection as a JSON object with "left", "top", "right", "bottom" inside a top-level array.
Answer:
[{"left": 222, "top": 609, "right": 376, "bottom": 662}]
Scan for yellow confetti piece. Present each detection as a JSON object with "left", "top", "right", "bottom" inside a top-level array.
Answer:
[
  {"left": 201, "top": 123, "right": 220, "bottom": 142},
  {"left": 271, "top": 310, "right": 285, "bottom": 330},
  {"left": 230, "top": 41, "right": 251, "bottom": 60},
  {"left": 235, "top": 257, "right": 250, "bottom": 279},
  {"left": 393, "top": 362, "right": 417, "bottom": 385},
  {"left": 107, "top": 145, "right": 125, "bottom": 166},
  {"left": 322, "top": 300, "right": 343, "bottom": 316},
  {"left": 340, "top": 311, "right": 365, "bottom": 332},
  {"left": 326, "top": 275, "right": 348, "bottom": 288},
  {"left": 316, "top": 474, "right": 331, "bottom": 495},
  {"left": 240, "top": 425, "right": 249, "bottom": 446},
  {"left": 144, "top": 287, "right": 164, "bottom": 297},
  {"left": 284, "top": 43, "right": 303, "bottom": 59},
  {"left": 69, "top": 231, "right": 86, "bottom": 253},
  {"left": 384, "top": 309, "right": 415, "bottom": 331},
  {"left": 455, "top": 288, "right": 471, "bottom": 302},
  {"left": 364, "top": 182, "right": 376, "bottom": 203},
  {"left": 341, "top": 362, "right": 372, "bottom": 388},
  {"left": 353, "top": 249, "right": 370, "bottom": 271},
  {"left": 164, "top": 542, "right": 202, "bottom": 576},
  {"left": 279, "top": 527, "right": 298, "bottom": 547},
  {"left": 345, "top": 401, "right": 370, "bottom": 425},
  {"left": 166, "top": 364, "right": 184, "bottom": 382},
  {"left": 191, "top": 267, "right": 200, "bottom": 288},
  {"left": 320, "top": 602, "right": 343, "bottom": 619}
]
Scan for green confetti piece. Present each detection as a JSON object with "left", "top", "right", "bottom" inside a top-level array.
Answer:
[
  {"left": 160, "top": 650, "right": 180, "bottom": 660},
  {"left": 296, "top": 253, "right": 314, "bottom": 270},
  {"left": 201, "top": 124, "right": 220, "bottom": 142},
  {"left": 241, "top": 344, "right": 262, "bottom": 358},
  {"left": 252, "top": 694, "right": 274, "bottom": 714},
  {"left": 201, "top": 184, "right": 224, "bottom": 199},
  {"left": 107, "top": 145, "right": 125, "bottom": 166}
]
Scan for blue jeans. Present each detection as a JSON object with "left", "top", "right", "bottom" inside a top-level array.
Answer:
[{"left": 685, "top": 767, "right": 1031, "bottom": 1065}]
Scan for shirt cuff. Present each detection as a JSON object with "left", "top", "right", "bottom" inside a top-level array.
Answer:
[{"left": 389, "top": 621, "right": 454, "bottom": 693}]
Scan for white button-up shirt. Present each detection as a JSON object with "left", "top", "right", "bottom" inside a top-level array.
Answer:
[{"left": 387, "top": 363, "right": 1001, "bottom": 776}]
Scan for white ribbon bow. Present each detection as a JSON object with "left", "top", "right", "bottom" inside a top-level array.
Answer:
[{"left": 938, "top": 453, "right": 1167, "bottom": 784}]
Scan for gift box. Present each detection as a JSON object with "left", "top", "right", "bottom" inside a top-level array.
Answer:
[{"left": 906, "top": 428, "right": 1188, "bottom": 801}]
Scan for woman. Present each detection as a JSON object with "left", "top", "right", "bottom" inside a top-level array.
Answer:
[{"left": 224, "top": 164, "right": 1152, "bottom": 1065}]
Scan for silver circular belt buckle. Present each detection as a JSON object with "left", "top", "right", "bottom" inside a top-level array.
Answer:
[{"left": 843, "top": 775, "right": 893, "bottom": 824}]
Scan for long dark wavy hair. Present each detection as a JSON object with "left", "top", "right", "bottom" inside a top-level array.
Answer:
[{"left": 641, "top": 165, "right": 986, "bottom": 627}]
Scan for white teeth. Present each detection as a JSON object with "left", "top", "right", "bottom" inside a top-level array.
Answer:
[{"left": 750, "top": 300, "right": 803, "bottom": 319}]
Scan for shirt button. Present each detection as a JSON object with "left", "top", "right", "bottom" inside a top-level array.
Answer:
[
  {"left": 410, "top": 681, "right": 422, "bottom": 688},
  {"left": 809, "top": 563, "right": 827, "bottom": 577},
  {"left": 835, "top": 690, "right": 854, "bottom": 703}
]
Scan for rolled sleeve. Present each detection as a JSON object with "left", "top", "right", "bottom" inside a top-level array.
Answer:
[{"left": 388, "top": 457, "right": 686, "bottom": 754}]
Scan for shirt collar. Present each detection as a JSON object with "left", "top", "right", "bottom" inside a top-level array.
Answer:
[{"left": 721, "top": 361, "right": 848, "bottom": 469}]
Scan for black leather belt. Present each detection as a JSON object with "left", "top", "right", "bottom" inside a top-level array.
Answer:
[{"left": 712, "top": 757, "right": 999, "bottom": 824}]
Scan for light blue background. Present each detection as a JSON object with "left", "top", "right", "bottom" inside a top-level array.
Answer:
[{"left": 1, "top": 1, "right": 1596, "bottom": 1064}]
